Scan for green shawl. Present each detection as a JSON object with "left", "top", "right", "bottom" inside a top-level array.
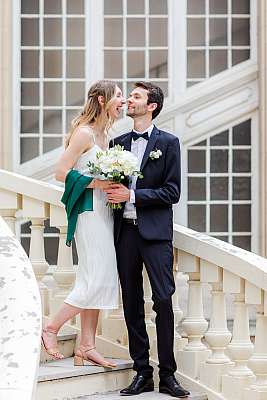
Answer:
[{"left": 61, "top": 169, "right": 93, "bottom": 246}]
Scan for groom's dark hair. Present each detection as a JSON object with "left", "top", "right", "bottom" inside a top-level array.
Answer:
[{"left": 134, "top": 81, "right": 164, "bottom": 120}]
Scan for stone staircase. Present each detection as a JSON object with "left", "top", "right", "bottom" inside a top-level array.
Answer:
[{"left": 37, "top": 330, "right": 207, "bottom": 400}]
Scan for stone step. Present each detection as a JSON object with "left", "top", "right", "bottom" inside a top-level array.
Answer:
[
  {"left": 37, "top": 356, "right": 134, "bottom": 400},
  {"left": 74, "top": 392, "right": 207, "bottom": 399}
]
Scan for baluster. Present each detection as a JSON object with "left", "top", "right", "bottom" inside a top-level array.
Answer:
[
  {"left": 244, "top": 293, "right": 267, "bottom": 400},
  {"left": 143, "top": 269, "right": 156, "bottom": 346},
  {"left": 29, "top": 218, "right": 49, "bottom": 315},
  {"left": 177, "top": 251, "right": 210, "bottom": 379},
  {"left": 51, "top": 225, "right": 75, "bottom": 316},
  {"left": 101, "top": 288, "right": 128, "bottom": 346},
  {"left": 199, "top": 262, "right": 233, "bottom": 392},
  {"left": 0, "top": 189, "right": 21, "bottom": 234},
  {"left": 222, "top": 274, "right": 255, "bottom": 400}
]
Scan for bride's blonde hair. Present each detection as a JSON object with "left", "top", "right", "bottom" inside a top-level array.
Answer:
[{"left": 65, "top": 80, "right": 117, "bottom": 148}]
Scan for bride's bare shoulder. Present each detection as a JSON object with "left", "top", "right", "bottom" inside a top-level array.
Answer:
[{"left": 69, "top": 125, "right": 95, "bottom": 150}]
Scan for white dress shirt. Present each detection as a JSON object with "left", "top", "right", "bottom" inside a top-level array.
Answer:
[{"left": 123, "top": 124, "right": 154, "bottom": 219}]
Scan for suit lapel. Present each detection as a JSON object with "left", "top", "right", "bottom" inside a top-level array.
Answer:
[
  {"left": 140, "top": 126, "right": 159, "bottom": 171},
  {"left": 120, "top": 132, "right": 132, "bottom": 151}
]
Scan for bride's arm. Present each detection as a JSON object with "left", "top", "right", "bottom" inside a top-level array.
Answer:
[{"left": 55, "top": 127, "right": 93, "bottom": 182}]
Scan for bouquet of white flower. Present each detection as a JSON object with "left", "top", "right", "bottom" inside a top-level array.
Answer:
[{"left": 87, "top": 144, "right": 143, "bottom": 209}]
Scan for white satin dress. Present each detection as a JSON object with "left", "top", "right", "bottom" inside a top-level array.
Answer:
[{"left": 64, "top": 145, "right": 119, "bottom": 309}]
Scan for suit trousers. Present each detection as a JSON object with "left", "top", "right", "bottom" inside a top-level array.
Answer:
[{"left": 115, "top": 221, "right": 177, "bottom": 378}]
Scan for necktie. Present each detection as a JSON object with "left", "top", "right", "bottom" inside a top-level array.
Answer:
[{"left": 131, "top": 131, "right": 149, "bottom": 141}]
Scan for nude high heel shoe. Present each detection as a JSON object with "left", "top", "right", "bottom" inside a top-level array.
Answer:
[
  {"left": 41, "top": 327, "right": 64, "bottom": 360},
  {"left": 74, "top": 345, "right": 116, "bottom": 368}
]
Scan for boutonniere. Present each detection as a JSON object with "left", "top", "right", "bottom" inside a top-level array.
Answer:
[{"left": 149, "top": 149, "right": 162, "bottom": 160}]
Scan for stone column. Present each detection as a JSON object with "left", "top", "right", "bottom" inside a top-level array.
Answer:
[
  {"left": 51, "top": 226, "right": 75, "bottom": 316},
  {"left": 29, "top": 218, "right": 49, "bottom": 315},
  {"left": 0, "top": 0, "right": 13, "bottom": 170},
  {"left": 258, "top": 0, "right": 267, "bottom": 257},
  {"left": 177, "top": 272, "right": 210, "bottom": 379},
  {"left": 221, "top": 286, "right": 255, "bottom": 400}
]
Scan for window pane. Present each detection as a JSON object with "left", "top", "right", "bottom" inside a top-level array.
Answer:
[
  {"left": 43, "top": 110, "right": 62, "bottom": 133},
  {"left": 188, "top": 177, "right": 206, "bottom": 200},
  {"left": 232, "top": 236, "right": 251, "bottom": 251},
  {"left": 210, "top": 0, "right": 227, "bottom": 14},
  {"left": 44, "top": 50, "right": 62, "bottom": 77},
  {"left": 209, "top": 18, "right": 227, "bottom": 45},
  {"left": 44, "top": 82, "right": 62, "bottom": 106},
  {"left": 44, "top": 19, "right": 62, "bottom": 46},
  {"left": 21, "top": 50, "right": 39, "bottom": 78},
  {"left": 44, "top": 237, "right": 59, "bottom": 265},
  {"left": 188, "top": 150, "right": 206, "bottom": 173},
  {"left": 210, "top": 205, "right": 228, "bottom": 232},
  {"left": 210, "top": 50, "right": 227, "bottom": 76},
  {"left": 104, "top": 50, "right": 123, "bottom": 78},
  {"left": 21, "top": 18, "right": 39, "bottom": 46},
  {"left": 187, "top": 50, "right": 205, "bottom": 78},
  {"left": 127, "top": 51, "right": 145, "bottom": 78},
  {"left": 104, "top": 18, "right": 123, "bottom": 46},
  {"left": 233, "top": 120, "right": 251, "bottom": 145},
  {"left": 233, "top": 177, "right": 251, "bottom": 200},
  {"left": 210, "top": 130, "right": 229, "bottom": 145},
  {"left": 21, "top": 0, "right": 39, "bottom": 14},
  {"left": 188, "top": 205, "right": 206, "bottom": 232},
  {"left": 67, "top": 0, "right": 84, "bottom": 14},
  {"left": 187, "top": 18, "right": 205, "bottom": 46},
  {"left": 43, "top": 137, "right": 62, "bottom": 154},
  {"left": 232, "top": 0, "right": 250, "bottom": 14},
  {"left": 127, "top": 0, "right": 144, "bottom": 14},
  {"left": 194, "top": 139, "right": 207, "bottom": 146},
  {"left": 66, "top": 109, "right": 78, "bottom": 129},
  {"left": 21, "top": 110, "right": 39, "bottom": 133},
  {"left": 210, "top": 177, "right": 228, "bottom": 200},
  {"left": 44, "top": 0, "right": 61, "bottom": 14},
  {"left": 149, "top": 81, "right": 168, "bottom": 97},
  {"left": 66, "top": 50, "right": 84, "bottom": 78},
  {"left": 149, "top": 0, "right": 168, "bottom": 14},
  {"left": 104, "top": 0, "right": 122, "bottom": 14},
  {"left": 127, "top": 18, "right": 145, "bottom": 46},
  {"left": 66, "top": 82, "right": 85, "bottom": 106},
  {"left": 232, "top": 49, "right": 250, "bottom": 66},
  {"left": 233, "top": 205, "right": 251, "bottom": 232},
  {"left": 67, "top": 18, "right": 85, "bottom": 46},
  {"left": 232, "top": 18, "right": 250, "bottom": 46},
  {"left": 21, "top": 82, "right": 39, "bottom": 106},
  {"left": 149, "top": 50, "right": 168, "bottom": 78},
  {"left": 20, "top": 138, "right": 39, "bottom": 163},
  {"left": 187, "top": 0, "right": 205, "bottom": 14},
  {"left": 149, "top": 19, "right": 167, "bottom": 46},
  {"left": 232, "top": 150, "right": 251, "bottom": 172},
  {"left": 211, "top": 149, "right": 228, "bottom": 172}
]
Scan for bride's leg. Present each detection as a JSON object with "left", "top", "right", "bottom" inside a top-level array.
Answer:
[
  {"left": 78, "top": 309, "right": 116, "bottom": 367},
  {"left": 42, "top": 303, "right": 82, "bottom": 357}
]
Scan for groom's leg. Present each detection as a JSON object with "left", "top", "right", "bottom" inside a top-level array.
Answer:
[
  {"left": 140, "top": 239, "right": 177, "bottom": 379},
  {"left": 115, "top": 222, "right": 153, "bottom": 377}
]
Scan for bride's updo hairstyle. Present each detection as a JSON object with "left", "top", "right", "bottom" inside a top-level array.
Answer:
[{"left": 65, "top": 80, "right": 117, "bottom": 148}]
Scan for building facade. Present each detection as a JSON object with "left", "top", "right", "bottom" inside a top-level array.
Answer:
[{"left": 1, "top": 0, "right": 267, "bottom": 262}]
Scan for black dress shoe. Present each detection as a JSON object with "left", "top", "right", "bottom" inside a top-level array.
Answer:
[
  {"left": 120, "top": 374, "right": 154, "bottom": 396},
  {"left": 159, "top": 375, "right": 190, "bottom": 398}
]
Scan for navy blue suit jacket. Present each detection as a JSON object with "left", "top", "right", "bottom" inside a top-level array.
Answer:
[{"left": 112, "top": 126, "right": 181, "bottom": 243}]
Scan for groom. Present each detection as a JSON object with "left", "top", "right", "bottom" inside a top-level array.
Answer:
[{"left": 105, "top": 82, "right": 190, "bottom": 398}]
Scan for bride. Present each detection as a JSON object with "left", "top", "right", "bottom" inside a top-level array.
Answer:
[{"left": 41, "top": 80, "right": 125, "bottom": 368}]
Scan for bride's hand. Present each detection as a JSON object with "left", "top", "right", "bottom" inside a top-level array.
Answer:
[{"left": 88, "top": 179, "right": 116, "bottom": 190}]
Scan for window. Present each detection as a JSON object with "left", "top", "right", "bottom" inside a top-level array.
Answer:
[
  {"left": 187, "top": 119, "right": 252, "bottom": 251},
  {"left": 104, "top": 0, "right": 169, "bottom": 97},
  {"left": 186, "top": 0, "right": 251, "bottom": 87},
  {"left": 20, "top": 0, "right": 86, "bottom": 163}
]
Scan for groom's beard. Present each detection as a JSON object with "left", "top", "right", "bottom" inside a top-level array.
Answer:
[{"left": 126, "top": 104, "right": 148, "bottom": 118}]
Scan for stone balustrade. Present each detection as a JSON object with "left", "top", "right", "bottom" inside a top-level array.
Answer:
[{"left": 1, "top": 168, "right": 267, "bottom": 400}]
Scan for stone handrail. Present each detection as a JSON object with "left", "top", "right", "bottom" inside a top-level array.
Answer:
[
  {"left": 1, "top": 169, "right": 267, "bottom": 400},
  {"left": 0, "top": 216, "right": 42, "bottom": 400}
]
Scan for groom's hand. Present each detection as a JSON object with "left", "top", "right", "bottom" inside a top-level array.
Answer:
[{"left": 104, "top": 184, "right": 130, "bottom": 203}]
